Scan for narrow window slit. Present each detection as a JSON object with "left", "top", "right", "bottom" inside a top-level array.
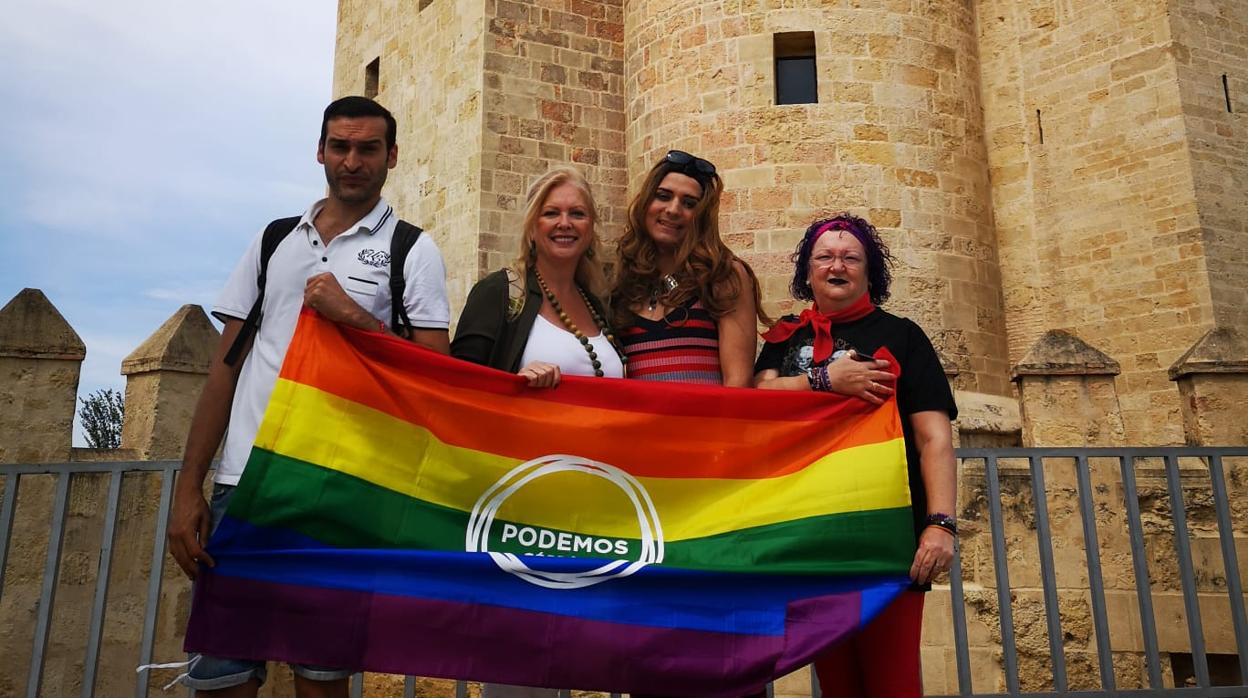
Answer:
[
  {"left": 1036, "top": 109, "right": 1044, "bottom": 144},
  {"left": 1224, "top": 74, "right": 1233, "bottom": 113},
  {"left": 365, "top": 57, "right": 380, "bottom": 99}
]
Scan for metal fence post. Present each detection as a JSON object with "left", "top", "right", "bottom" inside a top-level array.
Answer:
[
  {"left": 27, "top": 472, "right": 71, "bottom": 698},
  {"left": 1075, "top": 455, "right": 1115, "bottom": 692}
]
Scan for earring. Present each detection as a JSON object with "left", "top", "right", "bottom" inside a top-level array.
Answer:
[{"left": 586, "top": 247, "right": 596, "bottom": 259}]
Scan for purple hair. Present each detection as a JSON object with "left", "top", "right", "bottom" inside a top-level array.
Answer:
[{"left": 789, "top": 214, "right": 894, "bottom": 305}]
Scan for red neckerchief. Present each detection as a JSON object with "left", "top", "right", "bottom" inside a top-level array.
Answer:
[{"left": 761, "top": 294, "right": 876, "bottom": 363}]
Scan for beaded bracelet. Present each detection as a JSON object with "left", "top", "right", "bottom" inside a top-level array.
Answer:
[{"left": 806, "top": 365, "right": 831, "bottom": 392}]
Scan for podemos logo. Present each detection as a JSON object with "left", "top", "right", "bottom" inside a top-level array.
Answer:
[{"left": 465, "top": 454, "right": 664, "bottom": 589}]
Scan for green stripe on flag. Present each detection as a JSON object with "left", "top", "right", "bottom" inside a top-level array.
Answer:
[{"left": 228, "top": 448, "right": 914, "bottom": 575}]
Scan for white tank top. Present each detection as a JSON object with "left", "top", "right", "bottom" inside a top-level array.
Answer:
[{"left": 519, "top": 314, "right": 624, "bottom": 379}]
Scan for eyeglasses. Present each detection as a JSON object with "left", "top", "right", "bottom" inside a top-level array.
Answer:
[
  {"left": 663, "top": 150, "right": 717, "bottom": 180},
  {"left": 811, "top": 252, "right": 865, "bottom": 268}
]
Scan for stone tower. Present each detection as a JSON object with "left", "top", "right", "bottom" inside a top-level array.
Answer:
[
  {"left": 333, "top": 0, "right": 629, "bottom": 317},
  {"left": 624, "top": 1, "right": 1010, "bottom": 397},
  {"left": 333, "top": 0, "right": 1247, "bottom": 446},
  {"left": 977, "top": 0, "right": 1247, "bottom": 443}
]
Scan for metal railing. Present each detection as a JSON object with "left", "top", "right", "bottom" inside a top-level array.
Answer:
[
  {"left": 932, "top": 447, "right": 1248, "bottom": 698},
  {"left": 0, "top": 460, "right": 180, "bottom": 698},
  {"left": 2, "top": 447, "right": 1246, "bottom": 697}
]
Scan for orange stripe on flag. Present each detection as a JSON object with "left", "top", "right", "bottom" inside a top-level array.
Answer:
[{"left": 278, "top": 310, "right": 904, "bottom": 479}]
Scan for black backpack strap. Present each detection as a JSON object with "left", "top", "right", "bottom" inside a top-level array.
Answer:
[
  {"left": 388, "top": 220, "right": 424, "bottom": 339},
  {"left": 223, "top": 216, "right": 302, "bottom": 366}
]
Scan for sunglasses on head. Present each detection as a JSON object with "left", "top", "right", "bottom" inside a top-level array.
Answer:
[{"left": 663, "top": 150, "right": 717, "bottom": 179}]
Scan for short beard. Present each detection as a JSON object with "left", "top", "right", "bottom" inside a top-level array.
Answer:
[
  {"left": 326, "top": 168, "right": 387, "bottom": 205},
  {"left": 328, "top": 182, "right": 378, "bottom": 205}
]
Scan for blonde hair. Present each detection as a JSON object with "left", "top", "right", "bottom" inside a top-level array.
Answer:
[{"left": 510, "top": 167, "right": 608, "bottom": 306}]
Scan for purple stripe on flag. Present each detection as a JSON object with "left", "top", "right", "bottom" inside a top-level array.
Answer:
[{"left": 186, "top": 572, "right": 866, "bottom": 695}]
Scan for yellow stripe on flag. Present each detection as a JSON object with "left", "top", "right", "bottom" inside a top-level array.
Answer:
[{"left": 256, "top": 379, "right": 911, "bottom": 542}]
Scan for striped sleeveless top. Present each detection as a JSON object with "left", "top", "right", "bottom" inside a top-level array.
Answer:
[{"left": 618, "top": 297, "right": 721, "bottom": 384}]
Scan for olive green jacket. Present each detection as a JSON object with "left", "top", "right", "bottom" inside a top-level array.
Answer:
[{"left": 451, "top": 268, "right": 611, "bottom": 373}]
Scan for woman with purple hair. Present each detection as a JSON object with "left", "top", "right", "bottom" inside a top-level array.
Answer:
[{"left": 754, "top": 214, "right": 957, "bottom": 697}]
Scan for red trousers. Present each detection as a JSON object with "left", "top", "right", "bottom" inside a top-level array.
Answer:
[{"left": 812, "top": 591, "right": 925, "bottom": 698}]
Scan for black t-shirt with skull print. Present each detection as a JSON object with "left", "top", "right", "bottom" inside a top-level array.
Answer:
[{"left": 755, "top": 308, "right": 957, "bottom": 586}]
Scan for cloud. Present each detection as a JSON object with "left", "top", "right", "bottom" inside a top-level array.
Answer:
[
  {"left": 0, "top": 1, "right": 335, "bottom": 98},
  {"left": 144, "top": 281, "right": 230, "bottom": 305},
  {"left": 0, "top": 0, "right": 335, "bottom": 235},
  {"left": 0, "top": 0, "right": 338, "bottom": 446}
]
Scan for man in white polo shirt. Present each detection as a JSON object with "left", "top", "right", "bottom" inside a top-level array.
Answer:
[{"left": 168, "top": 96, "right": 450, "bottom": 697}]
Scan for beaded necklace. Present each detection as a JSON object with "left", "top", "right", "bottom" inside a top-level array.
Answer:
[{"left": 534, "top": 269, "right": 628, "bottom": 378}]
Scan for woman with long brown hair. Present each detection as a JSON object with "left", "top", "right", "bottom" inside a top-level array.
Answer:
[{"left": 611, "top": 150, "right": 767, "bottom": 387}]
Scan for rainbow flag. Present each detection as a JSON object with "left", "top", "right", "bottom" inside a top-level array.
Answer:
[{"left": 186, "top": 309, "right": 914, "bottom": 694}]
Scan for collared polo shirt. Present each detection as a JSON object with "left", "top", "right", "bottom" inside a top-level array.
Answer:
[{"left": 211, "top": 197, "right": 450, "bottom": 485}]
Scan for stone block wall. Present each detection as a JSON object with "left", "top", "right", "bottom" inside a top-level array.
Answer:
[
  {"left": 975, "top": 0, "right": 1245, "bottom": 444},
  {"left": 916, "top": 324, "right": 1248, "bottom": 694},
  {"left": 1168, "top": 0, "right": 1248, "bottom": 333},
  {"left": 1170, "top": 327, "right": 1248, "bottom": 446},
  {"left": 333, "top": 0, "right": 629, "bottom": 310},
  {"left": 334, "top": 0, "right": 488, "bottom": 315},
  {"left": 0, "top": 289, "right": 85, "bottom": 464},
  {"left": 479, "top": 0, "right": 628, "bottom": 276},
  {"left": 923, "top": 451, "right": 1248, "bottom": 694},
  {"left": 623, "top": 0, "right": 1011, "bottom": 397}
]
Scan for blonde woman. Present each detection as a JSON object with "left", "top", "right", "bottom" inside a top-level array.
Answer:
[{"left": 453, "top": 166, "right": 625, "bottom": 385}]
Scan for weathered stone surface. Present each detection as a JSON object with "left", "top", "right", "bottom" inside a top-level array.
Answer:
[
  {"left": 620, "top": 0, "right": 1014, "bottom": 395},
  {"left": 1168, "top": 327, "right": 1248, "bottom": 445},
  {"left": 772, "top": 665, "right": 813, "bottom": 698},
  {"left": 1174, "top": 373, "right": 1248, "bottom": 446},
  {"left": 333, "top": 0, "right": 490, "bottom": 324},
  {"left": 954, "top": 389, "right": 1022, "bottom": 439},
  {"left": 0, "top": 288, "right": 85, "bottom": 360},
  {"left": 0, "top": 468, "right": 198, "bottom": 696},
  {"left": 121, "top": 304, "right": 218, "bottom": 375},
  {"left": 0, "top": 289, "right": 83, "bottom": 464},
  {"left": 1012, "top": 330, "right": 1121, "bottom": 379},
  {"left": 1168, "top": 326, "right": 1248, "bottom": 379},
  {"left": 1015, "top": 374, "right": 1127, "bottom": 447},
  {"left": 120, "top": 305, "right": 219, "bottom": 459},
  {"left": 982, "top": 0, "right": 1248, "bottom": 445},
  {"left": 1010, "top": 331, "right": 1127, "bottom": 446}
]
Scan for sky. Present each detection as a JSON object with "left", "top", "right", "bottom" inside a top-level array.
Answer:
[{"left": 0, "top": 1, "right": 339, "bottom": 445}]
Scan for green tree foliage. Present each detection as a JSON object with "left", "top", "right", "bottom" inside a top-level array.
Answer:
[{"left": 79, "top": 388, "right": 125, "bottom": 449}]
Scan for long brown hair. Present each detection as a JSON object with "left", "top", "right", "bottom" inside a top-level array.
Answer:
[
  {"left": 513, "top": 166, "right": 608, "bottom": 307},
  {"left": 610, "top": 156, "right": 768, "bottom": 325}
]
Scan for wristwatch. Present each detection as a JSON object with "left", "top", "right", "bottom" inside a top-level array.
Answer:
[{"left": 925, "top": 512, "right": 957, "bottom": 536}]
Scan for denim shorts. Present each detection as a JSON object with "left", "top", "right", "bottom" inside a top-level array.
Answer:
[{"left": 183, "top": 483, "right": 352, "bottom": 691}]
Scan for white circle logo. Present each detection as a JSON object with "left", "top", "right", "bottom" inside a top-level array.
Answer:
[{"left": 465, "top": 454, "right": 664, "bottom": 589}]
